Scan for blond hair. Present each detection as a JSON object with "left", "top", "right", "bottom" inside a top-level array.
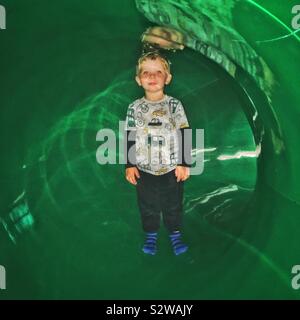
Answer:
[{"left": 136, "top": 52, "right": 171, "bottom": 76}]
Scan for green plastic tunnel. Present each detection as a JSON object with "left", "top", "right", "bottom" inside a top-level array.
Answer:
[{"left": 0, "top": 0, "right": 300, "bottom": 299}]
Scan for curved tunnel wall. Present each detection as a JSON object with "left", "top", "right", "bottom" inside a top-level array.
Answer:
[
  {"left": 136, "top": 0, "right": 300, "bottom": 202},
  {"left": 0, "top": 0, "right": 300, "bottom": 299}
]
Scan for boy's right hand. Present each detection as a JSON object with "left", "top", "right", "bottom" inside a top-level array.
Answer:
[{"left": 125, "top": 167, "right": 140, "bottom": 185}]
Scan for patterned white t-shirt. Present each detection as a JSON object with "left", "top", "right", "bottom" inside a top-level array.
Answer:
[{"left": 125, "top": 95, "right": 189, "bottom": 175}]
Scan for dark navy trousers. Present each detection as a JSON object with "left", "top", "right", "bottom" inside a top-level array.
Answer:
[{"left": 136, "top": 168, "right": 184, "bottom": 233}]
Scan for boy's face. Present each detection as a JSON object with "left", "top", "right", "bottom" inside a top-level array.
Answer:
[{"left": 135, "top": 58, "right": 172, "bottom": 93}]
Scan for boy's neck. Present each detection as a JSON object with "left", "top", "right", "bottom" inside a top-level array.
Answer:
[{"left": 144, "top": 91, "right": 166, "bottom": 102}]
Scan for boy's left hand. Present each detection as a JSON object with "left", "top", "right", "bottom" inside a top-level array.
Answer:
[{"left": 175, "top": 166, "right": 190, "bottom": 182}]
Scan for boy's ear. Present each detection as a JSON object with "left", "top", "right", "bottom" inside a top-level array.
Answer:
[
  {"left": 165, "top": 73, "right": 172, "bottom": 85},
  {"left": 135, "top": 75, "right": 142, "bottom": 86}
]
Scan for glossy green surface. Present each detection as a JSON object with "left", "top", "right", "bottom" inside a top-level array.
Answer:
[{"left": 0, "top": 0, "right": 299, "bottom": 299}]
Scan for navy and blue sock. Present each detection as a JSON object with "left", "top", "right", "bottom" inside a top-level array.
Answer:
[
  {"left": 169, "top": 231, "right": 188, "bottom": 255},
  {"left": 142, "top": 232, "right": 158, "bottom": 255}
]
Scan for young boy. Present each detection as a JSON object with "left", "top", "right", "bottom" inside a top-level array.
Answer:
[{"left": 124, "top": 51, "right": 192, "bottom": 256}]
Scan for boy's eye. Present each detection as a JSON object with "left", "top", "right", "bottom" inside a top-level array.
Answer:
[{"left": 156, "top": 71, "right": 165, "bottom": 76}]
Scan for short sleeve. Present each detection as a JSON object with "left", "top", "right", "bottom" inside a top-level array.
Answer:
[
  {"left": 125, "top": 103, "right": 136, "bottom": 131},
  {"left": 173, "top": 100, "right": 189, "bottom": 129}
]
